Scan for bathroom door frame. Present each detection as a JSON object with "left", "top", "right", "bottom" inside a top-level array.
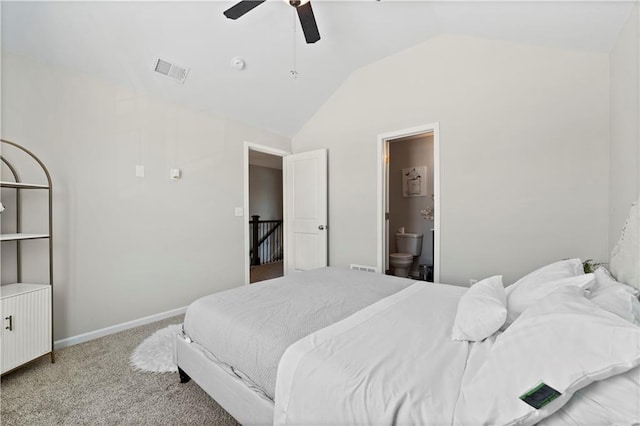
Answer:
[{"left": 376, "top": 123, "right": 441, "bottom": 282}]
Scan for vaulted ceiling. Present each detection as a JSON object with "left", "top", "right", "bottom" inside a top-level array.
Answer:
[{"left": 1, "top": 1, "right": 635, "bottom": 137}]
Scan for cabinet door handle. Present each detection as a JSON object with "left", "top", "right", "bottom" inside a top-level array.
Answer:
[{"left": 5, "top": 315, "right": 13, "bottom": 331}]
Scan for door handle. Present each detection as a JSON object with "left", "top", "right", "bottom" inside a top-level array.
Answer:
[
  {"left": 318, "top": 225, "right": 325, "bottom": 230},
  {"left": 5, "top": 315, "right": 13, "bottom": 331}
]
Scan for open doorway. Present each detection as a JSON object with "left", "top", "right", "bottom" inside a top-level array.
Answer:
[
  {"left": 378, "top": 124, "right": 440, "bottom": 282},
  {"left": 244, "top": 143, "right": 290, "bottom": 284}
]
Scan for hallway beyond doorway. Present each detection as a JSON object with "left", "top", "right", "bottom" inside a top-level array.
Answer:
[{"left": 250, "top": 261, "right": 284, "bottom": 284}]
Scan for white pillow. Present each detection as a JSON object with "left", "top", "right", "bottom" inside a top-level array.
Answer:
[
  {"left": 452, "top": 275, "right": 506, "bottom": 342},
  {"left": 592, "top": 267, "right": 640, "bottom": 297},
  {"left": 591, "top": 288, "right": 640, "bottom": 326},
  {"left": 453, "top": 286, "right": 640, "bottom": 426},
  {"left": 505, "top": 258, "right": 585, "bottom": 327},
  {"left": 538, "top": 365, "right": 640, "bottom": 426},
  {"left": 507, "top": 258, "right": 585, "bottom": 291},
  {"left": 505, "top": 273, "right": 594, "bottom": 326}
]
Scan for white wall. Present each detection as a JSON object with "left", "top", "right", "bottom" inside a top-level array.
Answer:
[
  {"left": 609, "top": 4, "right": 639, "bottom": 251},
  {"left": 1, "top": 52, "right": 291, "bottom": 341},
  {"left": 293, "top": 34, "right": 610, "bottom": 286}
]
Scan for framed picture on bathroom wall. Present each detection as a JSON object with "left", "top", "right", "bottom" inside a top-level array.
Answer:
[{"left": 402, "top": 166, "right": 427, "bottom": 197}]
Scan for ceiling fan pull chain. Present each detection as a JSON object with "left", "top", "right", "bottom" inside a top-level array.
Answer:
[{"left": 291, "top": 9, "right": 298, "bottom": 79}]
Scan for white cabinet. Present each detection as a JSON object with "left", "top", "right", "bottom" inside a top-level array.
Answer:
[
  {"left": 1, "top": 285, "right": 52, "bottom": 374},
  {"left": 1, "top": 139, "right": 54, "bottom": 374}
]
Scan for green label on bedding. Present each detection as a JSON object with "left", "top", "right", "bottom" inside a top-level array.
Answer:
[{"left": 519, "top": 382, "right": 561, "bottom": 409}]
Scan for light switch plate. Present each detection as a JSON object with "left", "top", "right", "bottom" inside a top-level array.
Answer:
[
  {"left": 135, "top": 165, "right": 144, "bottom": 177},
  {"left": 235, "top": 207, "right": 243, "bottom": 217}
]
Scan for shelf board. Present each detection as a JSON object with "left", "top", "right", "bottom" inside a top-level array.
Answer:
[
  {"left": 0, "top": 283, "right": 50, "bottom": 298},
  {"left": 0, "top": 181, "right": 49, "bottom": 189},
  {"left": 0, "top": 233, "right": 50, "bottom": 242}
]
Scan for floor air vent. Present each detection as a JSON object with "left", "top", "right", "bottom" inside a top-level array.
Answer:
[
  {"left": 350, "top": 264, "right": 377, "bottom": 273},
  {"left": 154, "top": 58, "right": 190, "bottom": 83}
]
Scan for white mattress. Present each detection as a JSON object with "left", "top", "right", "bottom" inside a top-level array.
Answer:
[{"left": 183, "top": 267, "right": 414, "bottom": 399}]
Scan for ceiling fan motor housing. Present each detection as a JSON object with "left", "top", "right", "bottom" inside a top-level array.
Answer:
[{"left": 289, "top": 0, "right": 312, "bottom": 7}]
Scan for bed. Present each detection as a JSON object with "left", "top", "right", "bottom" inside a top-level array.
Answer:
[
  {"left": 176, "top": 267, "right": 414, "bottom": 423},
  {"left": 176, "top": 201, "right": 640, "bottom": 426},
  {"left": 176, "top": 266, "right": 640, "bottom": 425}
]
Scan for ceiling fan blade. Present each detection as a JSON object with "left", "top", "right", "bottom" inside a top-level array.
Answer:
[
  {"left": 223, "top": 1, "right": 266, "bottom": 20},
  {"left": 296, "top": 2, "right": 320, "bottom": 44}
]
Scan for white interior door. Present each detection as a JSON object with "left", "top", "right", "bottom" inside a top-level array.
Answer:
[{"left": 284, "top": 149, "right": 328, "bottom": 272}]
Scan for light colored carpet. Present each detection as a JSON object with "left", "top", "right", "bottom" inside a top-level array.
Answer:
[{"left": 0, "top": 315, "right": 239, "bottom": 426}]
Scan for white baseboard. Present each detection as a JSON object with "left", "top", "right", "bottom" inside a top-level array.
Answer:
[{"left": 54, "top": 306, "right": 188, "bottom": 350}]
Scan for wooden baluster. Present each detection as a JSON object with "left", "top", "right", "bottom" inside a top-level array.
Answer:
[{"left": 251, "top": 215, "right": 260, "bottom": 266}]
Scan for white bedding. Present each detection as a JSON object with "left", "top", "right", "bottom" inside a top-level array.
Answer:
[
  {"left": 274, "top": 281, "right": 640, "bottom": 426},
  {"left": 180, "top": 266, "right": 639, "bottom": 425},
  {"left": 183, "top": 267, "right": 412, "bottom": 399},
  {"left": 274, "top": 282, "right": 469, "bottom": 425}
]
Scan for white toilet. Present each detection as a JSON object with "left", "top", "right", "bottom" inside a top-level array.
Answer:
[{"left": 390, "top": 232, "right": 423, "bottom": 278}]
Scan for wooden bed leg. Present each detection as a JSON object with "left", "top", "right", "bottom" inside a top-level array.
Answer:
[{"left": 178, "top": 367, "right": 191, "bottom": 383}]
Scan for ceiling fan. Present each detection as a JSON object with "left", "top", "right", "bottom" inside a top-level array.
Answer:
[{"left": 223, "top": 0, "right": 321, "bottom": 44}]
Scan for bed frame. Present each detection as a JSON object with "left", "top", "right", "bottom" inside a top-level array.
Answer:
[{"left": 175, "top": 331, "right": 274, "bottom": 425}]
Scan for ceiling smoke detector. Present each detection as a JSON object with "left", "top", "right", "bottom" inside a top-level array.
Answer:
[
  {"left": 231, "top": 57, "right": 246, "bottom": 71},
  {"left": 153, "top": 58, "right": 190, "bottom": 83}
]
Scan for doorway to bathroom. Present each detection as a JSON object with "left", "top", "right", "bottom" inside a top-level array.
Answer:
[{"left": 377, "top": 123, "right": 440, "bottom": 282}]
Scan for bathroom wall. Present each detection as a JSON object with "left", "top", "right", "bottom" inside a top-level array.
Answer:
[{"left": 388, "top": 134, "right": 435, "bottom": 268}]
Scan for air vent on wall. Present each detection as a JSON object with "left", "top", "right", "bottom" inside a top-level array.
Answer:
[
  {"left": 153, "top": 58, "right": 190, "bottom": 83},
  {"left": 350, "top": 264, "right": 378, "bottom": 273}
]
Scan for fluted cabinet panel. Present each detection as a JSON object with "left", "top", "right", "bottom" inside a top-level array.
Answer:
[{"left": 1, "top": 286, "right": 52, "bottom": 374}]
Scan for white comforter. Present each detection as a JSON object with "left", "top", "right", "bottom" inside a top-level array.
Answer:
[
  {"left": 183, "top": 267, "right": 412, "bottom": 399},
  {"left": 274, "top": 282, "right": 469, "bottom": 425}
]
